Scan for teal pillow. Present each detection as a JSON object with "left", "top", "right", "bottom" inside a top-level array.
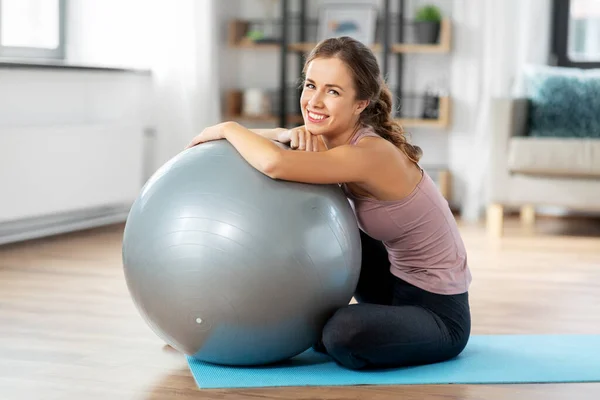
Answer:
[{"left": 522, "top": 65, "right": 600, "bottom": 138}]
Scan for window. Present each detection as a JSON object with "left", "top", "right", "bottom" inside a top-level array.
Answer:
[
  {"left": 0, "top": 0, "right": 66, "bottom": 60},
  {"left": 552, "top": 0, "right": 600, "bottom": 68}
]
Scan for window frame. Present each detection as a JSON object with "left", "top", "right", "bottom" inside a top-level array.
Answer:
[
  {"left": 0, "top": 0, "right": 67, "bottom": 60},
  {"left": 552, "top": 0, "right": 600, "bottom": 68}
]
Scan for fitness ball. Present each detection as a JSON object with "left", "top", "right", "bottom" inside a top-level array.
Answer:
[{"left": 122, "top": 140, "right": 361, "bottom": 366}]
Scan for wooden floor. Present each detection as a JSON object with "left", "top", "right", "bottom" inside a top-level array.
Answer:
[{"left": 1, "top": 216, "right": 600, "bottom": 399}]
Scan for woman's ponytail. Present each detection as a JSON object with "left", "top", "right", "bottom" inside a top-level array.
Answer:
[{"left": 362, "top": 84, "right": 423, "bottom": 164}]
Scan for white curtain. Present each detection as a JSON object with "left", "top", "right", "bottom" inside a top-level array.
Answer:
[
  {"left": 148, "top": 0, "right": 222, "bottom": 169},
  {"left": 66, "top": 0, "right": 221, "bottom": 173},
  {"left": 451, "top": 0, "right": 552, "bottom": 222}
]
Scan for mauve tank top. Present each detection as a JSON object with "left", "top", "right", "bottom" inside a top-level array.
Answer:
[{"left": 341, "top": 125, "right": 472, "bottom": 295}]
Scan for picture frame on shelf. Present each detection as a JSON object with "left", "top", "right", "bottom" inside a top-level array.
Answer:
[{"left": 317, "top": 4, "right": 378, "bottom": 46}]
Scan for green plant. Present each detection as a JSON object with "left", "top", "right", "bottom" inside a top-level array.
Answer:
[{"left": 414, "top": 5, "right": 442, "bottom": 22}]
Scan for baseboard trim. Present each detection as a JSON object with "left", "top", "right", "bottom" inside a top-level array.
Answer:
[{"left": 0, "top": 205, "right": 131, "bottom": 246}]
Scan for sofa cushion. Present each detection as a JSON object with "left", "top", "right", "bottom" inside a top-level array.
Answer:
[
  {"left": 522, "top": 65, "right": 600, "bottom": 138},
  {"left": 508, "top": 137, "right": 600, "bottom": 178}
]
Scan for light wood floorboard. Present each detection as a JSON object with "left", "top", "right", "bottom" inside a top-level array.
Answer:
[{"left": 1, "top": 217, "right": 600, "bottom": 399}]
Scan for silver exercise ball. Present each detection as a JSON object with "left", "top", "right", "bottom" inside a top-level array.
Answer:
[{"left": 122, "top": 140, "right": 361, "bottom": 366}]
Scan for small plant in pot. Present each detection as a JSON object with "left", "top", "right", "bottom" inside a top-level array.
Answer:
[{"left": 413, "top": 4, "right": 442, "bottom": 44}]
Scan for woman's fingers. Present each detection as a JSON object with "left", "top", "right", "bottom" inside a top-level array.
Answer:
[
  {"left": 277, "top": 129, "right": 292, "bottom": 143},
  {"left": 288, "top": 127, "right": 321, "bottom": 152},
  {"left": 305, "top": 131, "right": 312, "bottom": 151},
  {"left": 312, "top": 134, "right": 319, "bottom": 152},
  {"left": 290, "top": 130, "right": 299, "bottom": 149},
  {"left": 303, "top": 128, "right": 317, "bottom": 152},
  {"left": 298, "top": 129, "right": 306, "bottom": 150}
]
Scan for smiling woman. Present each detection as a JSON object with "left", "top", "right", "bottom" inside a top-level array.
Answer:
[
  {"left": 188, "top": 37, "right": 422, "bottom": 190},
  {"left": 299, "top": 36, "right": 422, "bottom": 163},
  {"left": 186, "top": 36, "right": 472, "bottom": 371},
  {"left": 301, "top": 58, "right": 366, "bottom": 144}
]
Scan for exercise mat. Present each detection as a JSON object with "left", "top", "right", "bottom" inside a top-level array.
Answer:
[{"left": 187, "top": 334, "right": 600, "bottom": 389}]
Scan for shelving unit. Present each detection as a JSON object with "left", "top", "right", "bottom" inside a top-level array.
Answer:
[
  {"left": 225, "top": 4, "right": 452, "bottom": 128},
  {"left": 223, "top": 0, "right": 454, "bottom": 199}
]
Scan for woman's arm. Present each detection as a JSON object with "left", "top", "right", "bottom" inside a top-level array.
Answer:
[
  {"left": 249, "top": 126, "right": 323, "bottom": 152},
  {"left": 222, "top": 122, "right": 384, "bottom": 185},
  {"left": 220, "top": 122, "right": 285, "bottom": 174},
  {"left": 249, "top": 127, "right": 288, "bottom": 141}
]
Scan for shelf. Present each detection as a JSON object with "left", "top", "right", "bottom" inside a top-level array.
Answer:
[
  {"left": 224, "top": 114, "right": 304, "bottom": 124},
  {"left": 230, "top": 41, "right": 281, "bottom": 50},
  {"left": 224, "top": 94, "right": 450, "bottom": 129},
  {"left": 391, "top": 17, "right": 452, "bottom": 53},
  {"left": 395, "top": 118, "right": 447, "bottom": 128},
  {"left": 223, "top": 115, "right": 448, "bottom": 129},
  {"left": 237, "top": 18, "right": 451, "bottom": 54},
  {"left": 396, "top": 96, "right": 451, "bottom": 128},
  {"left": 372, "top": 18, "right": 452, "bottom": 53},
  {"left": 390, "top": 43, "right": 449, "bottom": 54}
]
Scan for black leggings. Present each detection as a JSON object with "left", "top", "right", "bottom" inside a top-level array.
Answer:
[{"left": 315, "top": 231, "right": 471, "bottom": 370}]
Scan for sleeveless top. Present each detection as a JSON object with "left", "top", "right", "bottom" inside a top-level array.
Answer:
[{"left": 341, "top": 125, "right": 472, "bottom": 295}]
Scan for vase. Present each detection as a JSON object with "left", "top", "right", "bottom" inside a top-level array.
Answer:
[{"left": 413, "top": 21, "right": 440, "bottom": 44}]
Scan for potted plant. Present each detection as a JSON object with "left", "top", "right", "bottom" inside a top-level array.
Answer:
[{"left": 413, "top": 5, "right": 442, "bottom": 44}]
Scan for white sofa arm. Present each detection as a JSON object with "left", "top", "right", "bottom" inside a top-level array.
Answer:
[{"left": 488, "top": 98, "right": 529, "bottom": 203}]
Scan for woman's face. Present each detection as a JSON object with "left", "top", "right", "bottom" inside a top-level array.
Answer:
[{"left": 300, "top": 57, "right": 369, "bottom": 137}]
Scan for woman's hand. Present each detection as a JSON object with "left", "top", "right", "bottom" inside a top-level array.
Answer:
[
  {"left": 277, "top": 126, "right": 322, "bottom": 152},
  {"left": 186, "top": 122, "right": 233, "bottom": 149}
]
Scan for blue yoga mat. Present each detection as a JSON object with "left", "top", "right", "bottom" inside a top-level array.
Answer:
[{"left": 186, "top": 335, "right": 600, "bottom": 389}]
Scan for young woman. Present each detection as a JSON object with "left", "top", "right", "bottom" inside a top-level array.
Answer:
[{"left": 187, "top": 36, "right": 472, "bottom": 370}]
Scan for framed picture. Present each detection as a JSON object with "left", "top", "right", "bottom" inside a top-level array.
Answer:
[{"left": 317, "top": 4, "right": 378, "bottom": 46}]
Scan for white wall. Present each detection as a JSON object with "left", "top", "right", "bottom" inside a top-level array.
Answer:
[
  {"left": 0, "top": 0, "right": 229, "bottom": 244},
  {"left": 66, "top": 0, "right": 154, "bottom": 70},
  {"left": 0, "top": 67, "right": 152, "bottom": 224},
  {"left": 67, "top": 0, "right": 222, "bottom": 171},
  {"left": 0, "top": 1, "right": 156, "bottom": 241}
]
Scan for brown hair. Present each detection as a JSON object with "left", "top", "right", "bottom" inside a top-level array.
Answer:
[{"left": 302, "top": 36, "right": 422, "bottom": 163}]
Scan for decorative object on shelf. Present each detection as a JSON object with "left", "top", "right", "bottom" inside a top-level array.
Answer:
[
  {"left": 228, "top": 20, "right": 281, "bottom": 48},
  {"left": 225, "top": 90, "right": 243, "bottom": 117},
  {"left": 243, "top": 21, "right": 281, "bottom": 45},
  {"left": 223, "top": 88, "right": 303, "bottom": 124},
  {"left": 259, "top": 0, "right": 280, "bottom": 41},
  {"left": 317, "top": 3, "right": 378, "bottom": 46},
  {"left": 393, "top": 92, "right": 424, "bottom": 120},
  {"left": 392, "top": 96, "right": 450, "bottom": 128},
  {"left": 242, "top": 88, "right": 271, "bottom": 116},
  {"left": 413, "top": 4, "right": 442, "bottom": 44},
  {"left": 422, "top": 89, "right": 440, "bottom": 120}
]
